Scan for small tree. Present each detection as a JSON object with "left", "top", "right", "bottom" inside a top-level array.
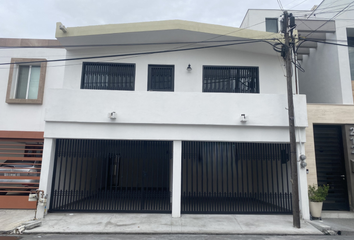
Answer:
[{"left": 308, "top": 184, "right": 329, "bottom": 202}]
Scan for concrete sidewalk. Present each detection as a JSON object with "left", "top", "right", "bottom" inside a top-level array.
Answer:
[
  {"left": 17, "top": 213, "right": 321, "bottom": 235},
  {"left": 0, "top": 210, "right": 35, "bottom": 233}
]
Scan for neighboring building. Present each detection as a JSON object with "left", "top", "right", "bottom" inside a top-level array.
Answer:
[
  {"left": 241, "top": 0, "right": 354, "bottom": 213},
  {"left": 0, "top": 20, "right": 310, "bottom": 219},
  {"left": 0, "top": 39, "right": 65, "bottom": 209}
]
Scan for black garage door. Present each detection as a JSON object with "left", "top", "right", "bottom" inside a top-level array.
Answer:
[
  {"left": 181, "top": 141, "right": 292, "bottom": 214},
  {"left": 50, "top": 139, "right": 172, "bottom": 213}
]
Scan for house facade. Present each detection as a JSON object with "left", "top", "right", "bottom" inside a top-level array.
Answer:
[
  {"left": 241, "top": 0, "right": 354, "bottom": 213},
  {"left": 0, "top": 39, "right": 65, "bottom": 209},
  {"left": 1, "top": 20, "right": 310, "bottom": 219}
]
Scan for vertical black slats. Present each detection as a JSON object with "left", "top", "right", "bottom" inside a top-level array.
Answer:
[
  {"left": 72, "top": 140, "right": 79, "bottom": 209},
  {"left": 276, "top": 144, "right": 281, "bottom": 211},
  {"left": 50, "top": 140, "right": 171, "bottom": 213},
  {"left": 67, "top": 140, "right": 76, "bottom": 210},
  {"left": 81, "top": 62, "right": 135, "bottom": 91},
  {"left": 314, "top": 125, "right": 350, "bottom": 211},
  {"left": 60, "top": 140, "right": 68, "bottom": 209},
  {"left": 181, "top": 142, "right": 292, "bottom": 214}
]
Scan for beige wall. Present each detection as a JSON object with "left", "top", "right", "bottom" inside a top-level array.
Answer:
[{"left": 306, "top": 104, "right": 354, "bottom": 210}]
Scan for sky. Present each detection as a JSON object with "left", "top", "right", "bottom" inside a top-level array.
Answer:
[{"left": 0, "top": 0, "right": 323, "bottom": 39}]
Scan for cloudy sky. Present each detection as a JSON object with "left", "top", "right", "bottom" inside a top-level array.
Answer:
[{"left": 0, "top": 0, "right": 322, "bottom": 39}]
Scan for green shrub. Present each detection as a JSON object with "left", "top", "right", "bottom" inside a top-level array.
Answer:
[{"left": 308, "top": 184, "right": 329, "bottom": 202}]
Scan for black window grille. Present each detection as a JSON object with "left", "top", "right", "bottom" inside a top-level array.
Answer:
[
  {"left": 148, "top": 65, "right": 174, "bottom": 91},
  {"left": 81, "top": 62, "right": 135, "bottom": 90},
  {"left": 203, "top": 66, "right": 259, "bottom": 93}
]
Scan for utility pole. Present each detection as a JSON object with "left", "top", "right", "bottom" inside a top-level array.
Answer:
[{"left": 283, "top": 11, "right": 300, "bottom": 228}]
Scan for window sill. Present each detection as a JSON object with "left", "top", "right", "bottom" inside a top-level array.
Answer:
[{"left": 6, "top": 98, "right": 43, "bottom": 104}]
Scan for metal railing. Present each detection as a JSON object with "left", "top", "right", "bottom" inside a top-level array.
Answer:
[
  {"left": 81, "top": 62, "right": 135, "bottom": 90},
  {"left": 203, "top": 66, "right": 259, "bottom": 93}
]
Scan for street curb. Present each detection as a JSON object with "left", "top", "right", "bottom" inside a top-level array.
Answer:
[{"left": 306, "top": 220, "right": 337, "bottom": 235}]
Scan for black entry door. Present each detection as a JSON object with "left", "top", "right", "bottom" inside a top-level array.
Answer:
[{"left": 314, "top": 125, "right": 349, "bottom": 210}]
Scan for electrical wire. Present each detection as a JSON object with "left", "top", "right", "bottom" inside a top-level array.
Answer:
[
  {"left": 277, "top": 0, "right": 284, "bottom": 10},
  {"left": 305, "top": 0, "right": 354, "bottom": 37},
  {"left": 0, "top": 39, "right": 279, "bottom": 66}
]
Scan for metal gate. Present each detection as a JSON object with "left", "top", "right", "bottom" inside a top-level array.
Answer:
[
  {"left": 181, "top": 142, "right": 292, "bottom": 214},
  {"left": 50, "top": 139, "right": 172, "bottom": 213},
  {"left": 314, "top": 125, "right": 350, "bottom": 210},
  {"left": 0, "top": 138, "right": 43, "bottom": 209}
]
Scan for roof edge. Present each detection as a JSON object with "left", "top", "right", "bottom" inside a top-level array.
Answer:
[
  {"left": 0, "top": 38, "right": 62, "bottom": 48},
  {"left": 55, "top": 20, "right": 281, "bottom": 40}
]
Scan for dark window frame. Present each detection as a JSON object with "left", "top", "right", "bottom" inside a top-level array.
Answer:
[
  {"left": 81, "top": 62, "right": 136, "bottom": 91},
  {"left": 203, "top": 65, "right": 259, "bottom": 93},
  {"left": 266, "top": 18, "right": 279, "bottom": 33},
  {"left": 147, "top": 65, "right": 174, "bottom": 92}
]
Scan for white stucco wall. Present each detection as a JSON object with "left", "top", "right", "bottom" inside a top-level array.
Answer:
[
  {"left": 298, "top": 40, "right": 345, "bottom": 103},
  {"left": 62, "top": 44, "right": 287, "bottom": 95},
  {"left": 42, "top": 43, "right": 307, "bottom": 143},
  {"left": 299, "top": 26, "right": 353, "bottom": 103},
  {"left": 298, "top": 0, "right": 354, "bottom": 104},
  {"left": 0, "top": 48, "right": 66, "bottom": 131}
]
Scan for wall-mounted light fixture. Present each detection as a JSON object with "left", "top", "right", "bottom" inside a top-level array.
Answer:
[
  {"left": 300, "top": 154, "right": 307, "bottom": 168},
  {"left": 240, "top": 114, "right": 247, "bottom": 122},
  {"left": 187, "top": 64, "right": 192, "bottom": 71},
  {"left": 59, "top": 24, "right": 67, "bottom": 33},
  {"left": 108, "top": 112, "right": 116, "bottom": 119}
]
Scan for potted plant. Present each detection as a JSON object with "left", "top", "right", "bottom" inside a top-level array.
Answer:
[{"left": 308, "top": 184, "right": 329, "bottom": 219}]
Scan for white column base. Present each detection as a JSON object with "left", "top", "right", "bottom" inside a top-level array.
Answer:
[{"left": 36, "top": 138, "right": 56, "bottom": 219}]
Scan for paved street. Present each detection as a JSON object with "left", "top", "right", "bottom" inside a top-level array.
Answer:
[{"left": 1, "top": 234, "right": 354, "bottom": 240}]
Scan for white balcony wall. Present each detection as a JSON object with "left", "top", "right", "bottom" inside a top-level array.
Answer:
[
  {"left": 44, "top": 88, "right": 307, "bottom": 143},
  {"left": 62, "top": 44, "right": 287, "bottom": 95},
  {"left": 0, "top": 48, "right": 66, "bottom": 131}
]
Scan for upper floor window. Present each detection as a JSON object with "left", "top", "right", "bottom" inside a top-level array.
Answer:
[
  {"left": 6, "top": 58, "right": 47, "bottom": 104},
  {"left": 148, "top": 65, "right": 174, "bottom": 91},
  {"left": 81, "top": 62, "right": 135, "bottom": 90},
  {"left": 203, "top": 66, "right": 259, "bottom": 93},
  {"left": 266, "top": 18, "right": 278, "bottom": 33}
]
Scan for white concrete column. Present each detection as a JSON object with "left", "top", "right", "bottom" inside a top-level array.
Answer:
[
  {"left": 172, "top": 140, "right": 182, "bottom": 218},
  {"left": 36, "top": 138, "right": 56, "bottom": 219},
  {"left": 296, "top": 129, "right": 310, "bottom": 220}
]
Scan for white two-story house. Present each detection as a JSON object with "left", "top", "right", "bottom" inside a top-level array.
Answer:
[{"left": 1, "top": 20, "right": 310, "bottom": 219}]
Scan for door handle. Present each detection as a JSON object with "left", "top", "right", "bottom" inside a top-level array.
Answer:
[{"left": 341, "top": 175, "right": 345, "bottom": 177}]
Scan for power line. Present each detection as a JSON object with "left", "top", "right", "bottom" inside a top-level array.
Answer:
[
  {"left": 277, "top": 0, "right": 284, "bottom": 10},
  {"left": 301, "top": 38, "right": 351, "bottom": 47},
  {"left": 0, "top": 39, "right": 279, "bottom": 66},
  {"left": 288, "top": 0, "right": 309, "bottom": 10},
  {"left": 305, "top": 0, "right": 354, "bottom": 37}
]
